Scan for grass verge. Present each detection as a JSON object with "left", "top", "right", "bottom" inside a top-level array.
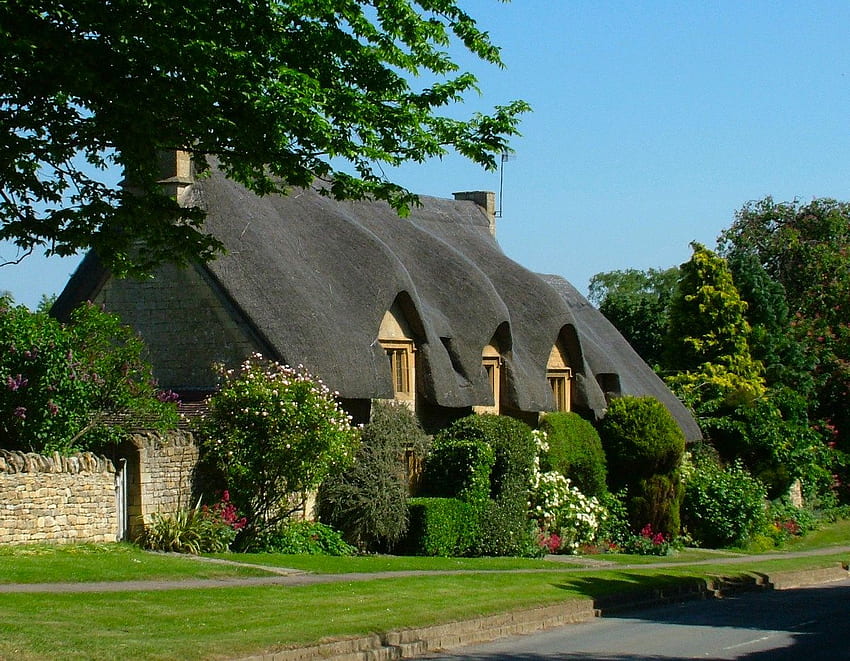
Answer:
[{"left": 0, "top": 543, "right": 271, "bottom": 584}]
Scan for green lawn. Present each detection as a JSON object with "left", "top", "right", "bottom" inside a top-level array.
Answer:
[
  {"left": 0, "top": 568, "right": 754, "bottom": 661},
  {"left": 0, "top": 522, "right": 847, "bottom": 661},
  {"left": 0, "top": 543, "right": 270, "bottom": 584}
]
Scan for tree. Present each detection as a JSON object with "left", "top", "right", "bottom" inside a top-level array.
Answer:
[
  {"left": 318, "top": 400, "right": 429, "bottom": 552},
  {"left": 587, "top": 267, "right": 679, "bottom": 367},
  {"left": 664, "top": 242, "right": 765, "bottom": 407},
  {"left": 1, "top": 0, "right": 529, "bottom": 275},
  {"left": 197, "top": 354, "right": 359, "bottom": 542},
  {"left": 0, "top": 296, "right": 178, "bottom": 453},
  {"left": 718, "top": 197, "right": 850, "bottom": 450}
]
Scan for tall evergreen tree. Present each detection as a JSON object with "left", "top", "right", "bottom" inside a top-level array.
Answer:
[{"left": 664, "top": 242, "right": 765, "bottom": 407}]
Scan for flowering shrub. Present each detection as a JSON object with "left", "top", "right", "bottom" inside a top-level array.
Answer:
[
  {"left": 619, "top": 524, "right": 673, "bottom": 556},
  {"left": 529, "top": 430, "right": 607, "bottom": 554},
  {"left": 197, "top": 354, "right": 359, "bottom": 542},
  {"left": 0, "top": 296, "right": 178, "bottom": 454}
]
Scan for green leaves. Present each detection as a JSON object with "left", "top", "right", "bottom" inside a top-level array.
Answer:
[
  {"left": 1, "top": 0, "right": 528, "bottom": 273},
  {"left": 0, "top": 296, "right": 177, "bottom": 453},
  {"left": 197, "top": 354, "right": 359, "bottom": 540}
]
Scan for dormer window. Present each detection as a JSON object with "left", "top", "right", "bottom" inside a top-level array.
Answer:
[
  {"left": 378, "top": 301, "right": 417, "bottom": 409},
  {"left": 547, "top": 340, "right": 573, "bottom": 412},
  {"left": 474, "top": 343, "right": 503, "bottom": 414},
  {"left": 383, "top": 340, "right": 415, "bottom": 399}
]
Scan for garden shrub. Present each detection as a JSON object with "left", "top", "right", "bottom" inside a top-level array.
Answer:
[
  {"left": 528, "top": 468, "right": 607, "bottom": 554},
  {"left": 403, "top": 497, "right": 478, "bottom": 556},
  {"left": 0, "top": 297, "right": 178, "bottom": 454},
  {"left": 139, "top": 493, "right": 245, "bottom": 554},
  {"left": 420, "top": 438, "right": 495, "bottom": 503},
  {"left": 424, "top": 414, "right": 538, "bottom": 556},
  {"left": 681, "top": 446, "right": 767, "bottom": 548},
  {"left": 318, "top": 401, "right": 429, "bottom": 552},
  {"left": 539, "top": 412, "right": 607, "bottom": 497},
  {"left": 599, "top": 396, "right": 685, "bottom": 536},
  {"left": 600, "top": 396, "right": 685, "bottom": 486},
  {"left": 197, "top": 354, "right": 359, "bottom": 544},
  {"left": 249, "top": 521, "right": 356, "bottom": 555},
  {"left": 433, "top": 414, "right": 536, "bottom": 505},
  {"left": 628, "top": 473, "right": 683, "bottom": 536}
]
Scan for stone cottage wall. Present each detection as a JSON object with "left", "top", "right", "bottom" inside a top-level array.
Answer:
[
  {"left": 0, "top": 450, "right": 118, "bottom": 544},
  {"left": 125, "top": 430, "right": 199, "bottom": 540}
]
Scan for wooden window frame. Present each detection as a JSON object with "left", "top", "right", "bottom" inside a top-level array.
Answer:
[
  {"left": 381, "top": 340, "right": 416, "bottom": 402},
  {"left": 547, "top": 367, "right": 572, "bottom": 412}
]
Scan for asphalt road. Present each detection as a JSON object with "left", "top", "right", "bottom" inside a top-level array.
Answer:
[{"left": 425, "top": 578, "right": 850, "bottom": 660}]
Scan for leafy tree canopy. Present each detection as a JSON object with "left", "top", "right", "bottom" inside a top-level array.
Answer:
[
  {"left": 718, "top": 197, "right": 850, "bottom": 447},
  {"left": 664, "top": 242, "right": 765, "bottom": 407},
  {"left": 1, "top": 0, "right": 529, "bottom": 275},
  {"left": 587, "top": 267, "right": 678, "bottom": 367}
]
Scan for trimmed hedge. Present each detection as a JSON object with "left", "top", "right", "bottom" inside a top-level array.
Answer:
[
  {"left": 402, "top": 497, "right": 478, "bottom": 556},
  {"left": 599, "top": 396, "right": 685, "bottom": 536},
  {"left": 418, "top": 414, "right": 538, "bottom": 557},
  {"left": 539, "top": 412, "right": 607, "bottom": 497},
  {"left": 421, "top": 438, "right": 495, "bottom": 503},
  {"left": 599, "top": 396, "right": 685, "bottom": 488},
  {"left": 434, "top": 414, "right": 536, "bottom": 505}
]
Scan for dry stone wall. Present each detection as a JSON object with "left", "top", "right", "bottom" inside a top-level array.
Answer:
[
  {"left": 0, "top": 450, "right": 118, "bottom": 544},
  {"left": 126, "top": 430, "right": 199, "bottom": 540}
]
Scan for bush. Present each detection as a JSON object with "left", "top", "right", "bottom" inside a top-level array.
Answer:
[
  {"left": 528, "top": 469, "right": 606, "bottom": 553},
  {"left": 424, "top": 414, "right": 538, "bottom": 556},
  {"left": 421, "top": 438, "right": 495, "bottom": 503},
  {"left": 197, "top": 354, "right": 359, "bottom": 544},
  {"left": 539, "top": 412, "right": 607, "bottom": 497},
  {"left": 319, "top": 401, "right": 429, "bottom": 552},
  {"left": 599, "top": 396, "right": 685, "bottom": 536},
  {"left": 402, "top": 498, "right": 478, "bottom": 556},
  {"left": 0, "top": 297, "right": 178, "bottom": 454},
  {"left": 600, "top": 396, "right": 685, "bottom": 486},
  {"left": 249, "top": 521, "right": 356, "bottom": 555},
  {"left": 139, "top": 494, "right": 245, "bottom": 554},
  {"left": 619, "top": 524, "right": 674, "bottom": 556},
  {"left": 682, "top": 447, "right": 767, "bottom": 548},
  {"left": 434, "top": 414, "right": 536, "bottom": 505}
]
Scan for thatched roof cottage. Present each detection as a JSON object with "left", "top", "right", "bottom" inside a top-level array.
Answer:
[{"left": 53, "top": 154, "right": 700, "bottom": 439}]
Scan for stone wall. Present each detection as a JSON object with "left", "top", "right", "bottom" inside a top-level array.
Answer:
[
  {"left": 125, "top": 430, "right": 199, "bottom": 540},
  {"left": 0, "top": 450, "right": 118, "bottom": 545},
  {"left": 94, "top": 261, "right": 262, "bottom": 391}
]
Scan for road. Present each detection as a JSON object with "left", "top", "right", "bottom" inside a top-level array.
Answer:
[{"left": 426, "top": 578, "right": 850, "bottom": 660}]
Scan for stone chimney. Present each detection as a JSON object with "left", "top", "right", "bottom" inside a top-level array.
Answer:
[
  {"left": 157, "top": 150, "right": 194, "bottom": 203},
  {"left": 453, "top": 191, "right": 496, "bottom": 237}
]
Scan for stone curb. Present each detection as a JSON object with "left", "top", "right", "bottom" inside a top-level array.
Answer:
[{"left": 233, "top": 564, "right": 849, "bottom": 661}]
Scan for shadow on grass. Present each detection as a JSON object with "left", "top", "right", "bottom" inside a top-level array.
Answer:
[{"left": 432, "top": 581, "right": 850, "bottom": 660}]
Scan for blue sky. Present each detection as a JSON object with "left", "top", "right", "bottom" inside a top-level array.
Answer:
[{"left": 3, "top": 1, "right": 850, "bottom": 309}]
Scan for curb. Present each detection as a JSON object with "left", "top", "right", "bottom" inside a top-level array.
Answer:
[{"left": 233, "top": 564, "right": 849, "bottom": 661}]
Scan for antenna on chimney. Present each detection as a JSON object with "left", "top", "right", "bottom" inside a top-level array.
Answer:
[{"left": 496, "top": 151, "right": 515, "bottom": 218}]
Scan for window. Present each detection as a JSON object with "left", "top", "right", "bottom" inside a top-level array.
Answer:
[
  {"left": 378, "top": 303, "right": 417, "bottom": 408},
  {"left": 547, "top": 368, "right": 572, "bottom": 412},
  {"left": 381, "top": 340, "right": 415, "bottom": 402},
  {"left": 547, "top": 339, "right": 573, "bottom": 412},
  {"left": 474, "top": 344, "right": 502, "bottom": 414}
]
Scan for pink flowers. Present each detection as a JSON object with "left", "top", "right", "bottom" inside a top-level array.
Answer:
[
  {"left": 6, "top": 374, "right": 27, "bottom": 391},
  {"left": 201, "top": 491, "right": 247, "bottom": 531},
  {"left": 640, "top": 523, "right": 666, "bottom": 545}
]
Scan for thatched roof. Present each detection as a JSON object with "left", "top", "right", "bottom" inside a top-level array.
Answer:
[
  {"left": 539, "top": 274, "right": 703, "bottom": 441},
  {"left": 53, "top": 166, "right": 700, "bottom": 439}
]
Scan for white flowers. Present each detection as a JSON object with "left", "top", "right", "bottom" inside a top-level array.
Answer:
[{"left": 529, "top": 430, "right": 607, "bottom": 554}]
